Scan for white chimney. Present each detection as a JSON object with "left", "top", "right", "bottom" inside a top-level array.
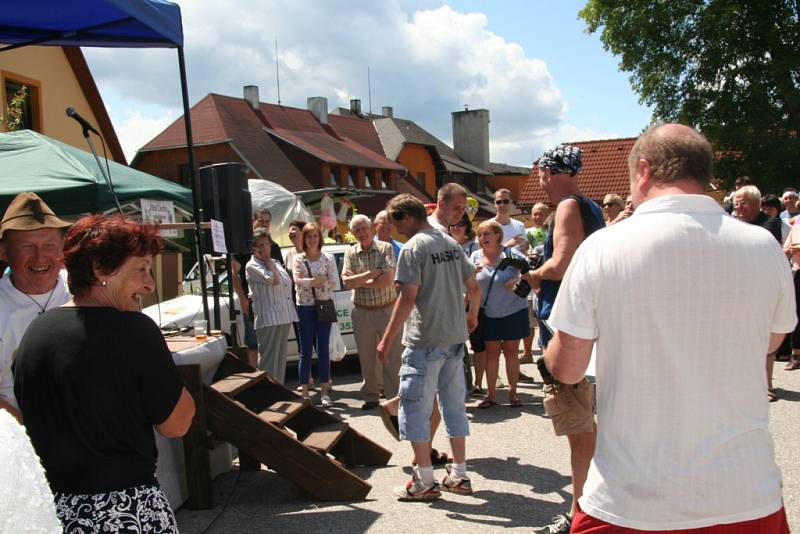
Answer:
[
  {"left": 381, "top": 106, "right": 393, "bottom": 118},
  {"left": 452, "top": 108, "right": 490, "bottom": 170},
  {"left": 307, "top": 96, "right": 328, "bottom": 125},
  {"left": 243, "top": 85, "right": 259, "bottom": 110}
]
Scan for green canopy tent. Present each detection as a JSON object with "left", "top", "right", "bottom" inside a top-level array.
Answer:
[{"left": 0, "top": 130, "right": 192, "bottom": 217}]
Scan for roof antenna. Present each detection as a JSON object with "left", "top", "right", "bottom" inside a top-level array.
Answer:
[
  {"left": 367, "top": 66, "right": 373, "bottom": 115},
  {"left": 275, "top": 39, "right": 281, "bottom": 105},
  {"left": 464, "top": 104, "right": 469, "bottom": 111}
]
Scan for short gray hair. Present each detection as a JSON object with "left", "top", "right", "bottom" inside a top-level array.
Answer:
[
  {"left": 734, "top": 185, "right": 761, "bottom": 204},
  {"left": 349, "top": 213, "right": 372, "bottom": 231}
]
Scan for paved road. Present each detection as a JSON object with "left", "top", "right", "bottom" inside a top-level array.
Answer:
[{"left": 177, "top": 358, "right": 800, "bottom": 533}]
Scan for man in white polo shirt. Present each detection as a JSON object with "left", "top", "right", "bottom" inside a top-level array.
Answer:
[{"left": 545, "top": 123, "right": 795, "bottom": 532}]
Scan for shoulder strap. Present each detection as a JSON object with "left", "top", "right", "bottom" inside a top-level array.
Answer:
[
  {"left": 304, "top": 259, "right": 318, "bottom": 300},
  {"left": 567, "top": 194, "right": 602, "bottom": 239},
  {"left": 482, "top": 250, "right": 505, "bottom": 308}
]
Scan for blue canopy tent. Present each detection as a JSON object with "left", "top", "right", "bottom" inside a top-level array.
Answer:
[{"left": 0, "top": 0, "right": 210, "bottom": 323}]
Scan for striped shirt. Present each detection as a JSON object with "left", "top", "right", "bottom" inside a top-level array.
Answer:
[
  {"left": 245, "top": 257, "right": 298, "bottom": 329},
  {"left": 343, "top": 240, "right": 397, "bottom": 308}
]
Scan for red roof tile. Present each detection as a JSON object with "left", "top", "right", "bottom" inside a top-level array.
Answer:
[{"left": 519, "top": 137, "right": 636, "bottom": 207}]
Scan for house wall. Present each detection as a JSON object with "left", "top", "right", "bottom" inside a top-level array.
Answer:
[
  {"left": 134, "top": 143, "right": 242, "bottom": 185},
  {"left": 397, "top": 143, "right": 437, "bottom": 198},
  {"left": 0, "top": 47, "right": 105, "bottom": 153},
  {"left": 488, "top": 174, "right": 528, "bottom": 202}
]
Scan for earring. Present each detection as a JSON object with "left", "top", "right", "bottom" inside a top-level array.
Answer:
[{"left": 100, "top": 280, "right": 107, "bottom": 287}]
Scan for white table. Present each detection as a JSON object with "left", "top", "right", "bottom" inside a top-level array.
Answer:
[{"left": 155, "top": 335, "right": 234, "bottom": 509}]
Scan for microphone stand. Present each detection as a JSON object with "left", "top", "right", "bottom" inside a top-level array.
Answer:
[{"left": 80, "top": 125, "right": 123, "bottom": 215}]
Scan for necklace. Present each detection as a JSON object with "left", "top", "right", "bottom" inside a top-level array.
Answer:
[{"left": 22, "top": 284, "right": 59, "bottom": 315}]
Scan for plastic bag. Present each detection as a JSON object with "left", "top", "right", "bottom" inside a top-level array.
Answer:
[
  {"left": 319, "top": 193, "right": 337, "bottom": 230},
  {"left": 329, "top": 322, "right": 346, "bottom": 362}
]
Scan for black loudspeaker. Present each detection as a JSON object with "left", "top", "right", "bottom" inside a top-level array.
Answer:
[{"left": 199, "top": 162, "right": 253, "bottom": 253}]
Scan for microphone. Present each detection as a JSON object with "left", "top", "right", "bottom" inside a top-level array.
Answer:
[{"left": 65, "top": 107, "right": 100, "bottom": 136}]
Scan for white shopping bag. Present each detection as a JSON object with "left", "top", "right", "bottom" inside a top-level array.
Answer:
[{"left": 329, "top": 322, "right": 347, "bottom": 362}]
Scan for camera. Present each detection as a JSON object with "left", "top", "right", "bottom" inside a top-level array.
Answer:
[
  {"left": 497, "top": 255, "right": 542, "bottom": 299},
  {"left": 538, "top": 145, "right": 583, "bottom": 176}
]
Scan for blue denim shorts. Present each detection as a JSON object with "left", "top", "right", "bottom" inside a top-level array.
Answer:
[{"left": 398, "top": 344, "right": 470, "bottom": 442}]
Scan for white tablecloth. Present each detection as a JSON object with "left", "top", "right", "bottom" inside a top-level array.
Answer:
[{"left": 156, "top": 335, "right": 234, "bottom": 509}]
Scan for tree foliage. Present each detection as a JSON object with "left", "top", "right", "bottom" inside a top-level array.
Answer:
[
  {"left": 580, "top": 0, "right": 800, "bottom": 192},
  {"left": 3, "top": 85, "right": 28, "bottom": 132}
]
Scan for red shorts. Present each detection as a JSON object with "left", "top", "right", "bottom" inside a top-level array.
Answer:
[{"left": 571, "top": 504, "right": 789, "bottom": 534}]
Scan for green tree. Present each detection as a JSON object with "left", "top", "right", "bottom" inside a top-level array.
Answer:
[{"left": 580, "top": 1, "right": 800, "bottom": 192}]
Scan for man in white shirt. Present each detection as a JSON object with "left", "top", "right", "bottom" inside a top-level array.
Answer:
[
  {"left": 0, "top": 192, "right": 72, "bottom": 422},
  {"left": 545, "top": 124, "right": 795, "bottom": 532},
  {"left": 491, "top": 188, "right": 528, "bottom": 254}
]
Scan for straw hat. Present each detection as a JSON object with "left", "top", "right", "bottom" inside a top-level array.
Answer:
[{"left": 0, "top": 192, "right": 70, "bottom": 239}]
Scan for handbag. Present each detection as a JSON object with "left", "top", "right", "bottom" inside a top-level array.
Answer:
[{"left": 305, "top": 259, "right": 338, "bottom": 323}]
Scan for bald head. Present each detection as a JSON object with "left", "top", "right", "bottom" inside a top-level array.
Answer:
[{"left": 628, "top": 123, "right": 713, "bottom": 187}]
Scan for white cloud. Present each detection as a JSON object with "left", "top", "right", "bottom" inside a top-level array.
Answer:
[
  {"left": 84, "top": 1, "right": 600, "bottom": 166},
  {"left": 112, "top": 109, "right": 177, "bottom": 163}
]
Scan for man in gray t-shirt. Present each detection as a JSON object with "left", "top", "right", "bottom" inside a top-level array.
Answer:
[{"left": 378, "top": 194, "right": 480, "bottom": 501}]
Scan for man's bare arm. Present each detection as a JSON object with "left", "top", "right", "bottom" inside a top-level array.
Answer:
[
  {"left": 464, "top": 273, "right": 480, "bottom": 332},
  {"left": 377, "top": 282, "right": 418, "bottom": 362},
  {"left": 769, "top": 333, "right": 787, "bottom": 354},
  {"left": 544, "top": 329, "right": 594, "bottom": 385},
  {"left": 528, "top": 199, "right": 584, "bottom": 287},
  {"left": 342, "top": 269, "right": 378, "bottom": 289},
  {"left": 364, "top": 267, "right": 395, "bottom": 289}
]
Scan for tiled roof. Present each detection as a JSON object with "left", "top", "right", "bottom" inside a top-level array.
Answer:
[
  {"left": 373, "top": 117, "right": 491, "bottom": 176},
  {"left": 519, "top": 137, "right": 636, "bottom": 206}
]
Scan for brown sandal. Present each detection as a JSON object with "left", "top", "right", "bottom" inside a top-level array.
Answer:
[
  {"left": 784, "top": 359, "right": 800, "bottom": 371},
  {"left": 477, "top": 399, "right": 497, "bottom": 409}
]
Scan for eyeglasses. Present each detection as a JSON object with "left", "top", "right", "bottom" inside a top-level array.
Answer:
[
  {"left": 449, "top": 221, "right": 468, "bottom": 228},
  {"left": 494, "top": 199, "right": 511, "bottom": 205}
]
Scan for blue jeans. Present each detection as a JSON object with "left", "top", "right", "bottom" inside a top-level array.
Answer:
[
  {"left": 297, "top": 305, "right": 331, "bottom": 384},
  {"left": 398, "top": 344, "right": 469, "bottom": 443}
]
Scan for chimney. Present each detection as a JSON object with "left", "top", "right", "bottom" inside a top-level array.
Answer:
[
  {"left": 243, "top": 85, "right": 259, "bottom": 110},
  {"left": 452, "top": 108, "right": 490, "bottom": 171},
  {"left": 381, "top": 106, "right": 393, "bottom": 118},
  {"left": 350, "top": 99, "right": 361, "bottom": 115},
  {"left": 307, "top": 96, "right": 328, "bottom": 125}
]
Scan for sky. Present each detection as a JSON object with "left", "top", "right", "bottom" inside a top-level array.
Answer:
[{"left": 84, "top": 0, "right": 653, "bottom": 165}]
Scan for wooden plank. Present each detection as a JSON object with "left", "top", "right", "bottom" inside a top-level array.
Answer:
[
  {"left": 177, "top": 364, "right": 213, "bottom": 510},
  {"left": 259, "top": 399, "right": 310, "bottom": 426},
  {"left": 302, "top": 422, "right": 348, "bottom": 453},
  {"left": 211, "top": 370, "right": 266, "bottom": 397},
  {"left": 203, "top": 386, "right": 372, "bottom": 501}
]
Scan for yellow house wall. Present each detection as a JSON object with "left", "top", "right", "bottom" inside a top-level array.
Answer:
[{"left": 0, "top": 46, "right": 101, "bottom": 151}]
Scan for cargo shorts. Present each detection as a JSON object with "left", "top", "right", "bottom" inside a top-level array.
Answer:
[{"left": 542, "top": 376, "right": 595, "bottom": 436}]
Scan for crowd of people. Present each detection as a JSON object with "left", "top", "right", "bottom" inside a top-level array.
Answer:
[{"left": 1, "top": 122, "right": 798, "bottom": 533}]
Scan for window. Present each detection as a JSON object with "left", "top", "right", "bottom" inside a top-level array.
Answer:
[
  {"left": 365, "top": 172, "right": 372, "bottom": 189},
  {"left": 2, "top": 73, "right": 41, "bottom": 132},
  {"left": 347, "top": 170, "right": 355, "bottom": 187}
]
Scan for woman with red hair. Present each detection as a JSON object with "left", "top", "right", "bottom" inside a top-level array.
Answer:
[{"left": 14, "top": 214, "right": 195, "bottom": 533}]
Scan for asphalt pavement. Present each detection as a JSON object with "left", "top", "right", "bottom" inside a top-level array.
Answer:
[{"left": 176, "top": 357, "right": 800, "bottom": 533}]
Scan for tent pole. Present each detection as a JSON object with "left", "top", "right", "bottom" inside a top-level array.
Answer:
[{"left": 178, "top": 46, "right": 210, "bottom": 331}]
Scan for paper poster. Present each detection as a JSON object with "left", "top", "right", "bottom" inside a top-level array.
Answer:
[
  {"left": 210, "top": 219, "right": 227, "bottom": 254},
  {"left": 140, "top": 198, "right": 178, "bottom": 237}
]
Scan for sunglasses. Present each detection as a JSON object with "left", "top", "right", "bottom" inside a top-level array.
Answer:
[
  {"left": 494, "top": 199, "right": 511, "bottom": 205},
  {"left": 449, "top": 221, "right": 468, "bottom": 228}
]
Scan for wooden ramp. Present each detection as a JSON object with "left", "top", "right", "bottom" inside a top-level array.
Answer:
[{"left": 180, "top": 352, "right": 392, "bottom": 506}]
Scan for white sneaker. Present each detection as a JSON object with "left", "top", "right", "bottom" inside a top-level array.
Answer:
[{"left": 321, "top": 394, "right": 332, "bottom": 407}]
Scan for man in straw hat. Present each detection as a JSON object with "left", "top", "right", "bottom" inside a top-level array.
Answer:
[{"left": 0, "top": 192, "right": 71, "bottom": 421}]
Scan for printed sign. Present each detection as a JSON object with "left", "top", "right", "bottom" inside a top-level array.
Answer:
[
  {"left": 140, "top": 199, "right": 178, "bottom": 237},
  {"left": 210, "top": 219, "right": 227, "bottom": 254}
]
